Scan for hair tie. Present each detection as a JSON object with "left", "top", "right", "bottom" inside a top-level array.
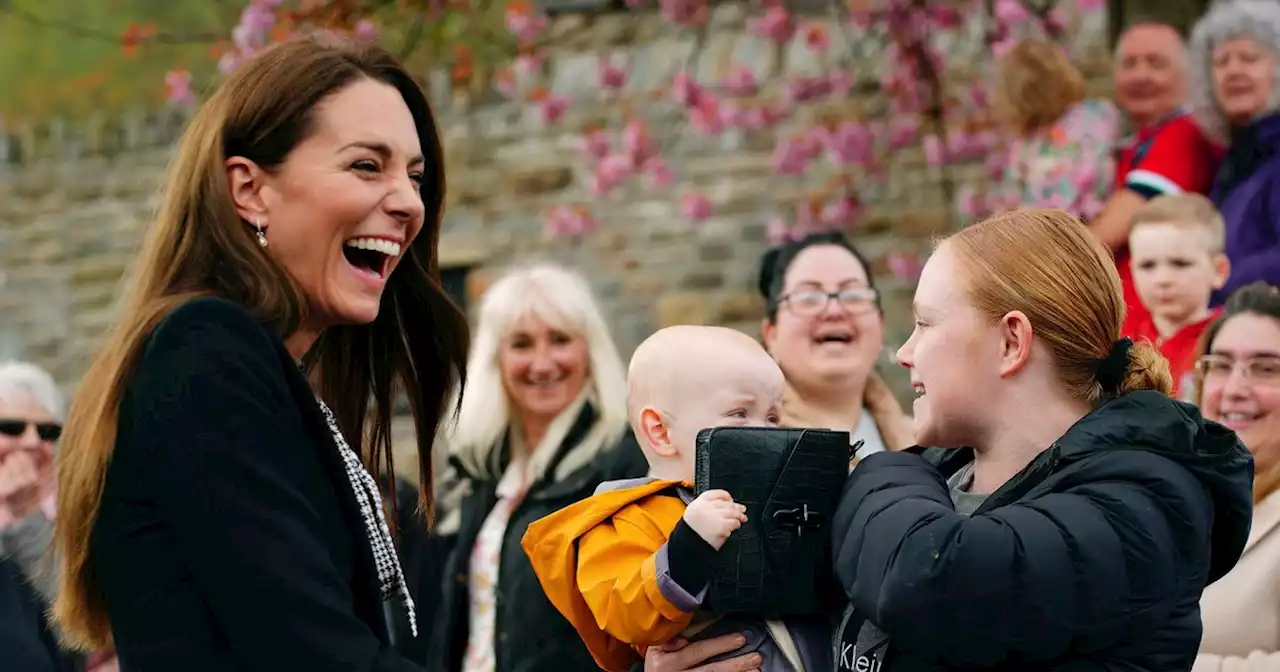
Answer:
[{"left": 1096, "top": 337, "right": 1133, "bottom": 394}]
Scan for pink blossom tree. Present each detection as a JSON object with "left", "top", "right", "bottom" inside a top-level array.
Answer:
[{"left": 159, "top": 0, "right": 1105, "bottom": 279}]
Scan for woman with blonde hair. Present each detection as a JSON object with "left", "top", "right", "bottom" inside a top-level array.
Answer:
[
  {"left": 427, "top": 262, "right": 645, "bottom": 672},
  {"left": 831, "top": 209, "right": 1252, "bottom": 669},
  {"left": 994, "top": 38, "right": 1119, "bottom": 220},
  {"left": 52, "top": 36, "right": 468, "bottom": 670},
  {"left": 1191, "top": 282, "right": 1280, "bottom": 670}
]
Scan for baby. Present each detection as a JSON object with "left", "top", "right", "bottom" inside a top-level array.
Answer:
[{"left": 522, "top": 325, "right": 831, "bottom": 672}]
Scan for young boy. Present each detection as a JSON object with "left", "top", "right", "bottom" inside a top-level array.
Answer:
[
  {"left": 1121, "top": 193, "right": 1230, "bottom": 400},
  {"left": 522, "top": 325, "right": 831, "bottom": 672}
]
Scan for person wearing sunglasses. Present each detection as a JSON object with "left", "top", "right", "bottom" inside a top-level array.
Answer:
[
  {"left": 0, "top": 361, "right": 62, "bottom": 592},
  {"left": 0, "top": 360, "right": 76, "bottom": 672}
]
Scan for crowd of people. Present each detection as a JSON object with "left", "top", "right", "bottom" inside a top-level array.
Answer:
[
  {"left": 2, "top": 2, "right": 1280, "bottom": 671},
  {"left": 998, "top": 2, "right": 1279, "bottom": 401}
]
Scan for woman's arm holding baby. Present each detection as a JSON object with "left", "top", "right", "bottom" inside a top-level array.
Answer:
[{"left": 577, "top": 490, "right": 745, "bottom": 647}]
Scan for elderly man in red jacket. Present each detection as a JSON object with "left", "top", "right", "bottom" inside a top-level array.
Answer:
[{"left": 1090, "top": 21, "right": 1223, "bottom": 335}]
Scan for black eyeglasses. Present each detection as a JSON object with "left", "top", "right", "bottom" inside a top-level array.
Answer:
[
  {"left": 0, "top": 419, "right": 62, "bottom": 441},
  {"left": 781, "top": 288, "right": 879, "bottom": 316}
]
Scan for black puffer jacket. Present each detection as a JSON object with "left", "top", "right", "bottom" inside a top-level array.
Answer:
[{"left": 832, "top": 390, "right": 1254, "bottom": 671}]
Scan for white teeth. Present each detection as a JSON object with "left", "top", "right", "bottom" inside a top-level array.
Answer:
[
  {"left": 1223, "top": 412, "right": 1259, "bottom": 422},
  {"left": 345, "top": 237, "right": 401, "bottom": 257}
]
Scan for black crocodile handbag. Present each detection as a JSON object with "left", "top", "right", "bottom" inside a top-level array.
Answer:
[{"left": 693, "top": 426, "right": 856, "bottom": 617}]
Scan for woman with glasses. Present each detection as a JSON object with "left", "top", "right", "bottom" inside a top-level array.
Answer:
[
  {"left": 1193, "top": 281, "right": 1280, "bottom": 670},
  {"left": 756, "top": 232, "right": 913, "bottom": 455}
]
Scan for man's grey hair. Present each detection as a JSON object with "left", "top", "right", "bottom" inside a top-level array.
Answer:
[
  {"left": 1188, "top": 0, "right": 1280, "bottom": 145},
  {"left": 0, "top": 361, "right": 64, "bottom": 423}
]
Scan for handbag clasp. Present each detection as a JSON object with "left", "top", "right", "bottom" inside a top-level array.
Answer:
[{"left": 773, "top": 503, "right": 825, "bottom": 537}]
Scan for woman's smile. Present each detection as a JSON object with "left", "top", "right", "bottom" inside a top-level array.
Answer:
[{"left": 340, "top": 235, "right": 403, "bottom": 288}]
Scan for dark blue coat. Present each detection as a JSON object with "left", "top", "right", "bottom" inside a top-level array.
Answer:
[
  {"left": 0, "top": 555, "right": 78, "bottom": 672},
  {"left": 832, "top": 390, "right": 1254, "bottom": 671}
]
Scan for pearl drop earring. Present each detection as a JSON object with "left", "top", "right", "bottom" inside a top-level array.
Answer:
[{"left": 254, "top": 217, "right": 268, "bottom": 248}]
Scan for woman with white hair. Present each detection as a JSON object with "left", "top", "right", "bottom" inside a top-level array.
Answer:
[
  {"left": 1189, "top": 0, "right": 1280, "bottom": 300},
  {"left": 0, "top": 361, "right": 110, "bottom": 671},
  {"left": 0, "top": 361, "right": 63, "bottom": 594},
  {"left": 426, "top": 262, "right": 645, "bottom": 672}
]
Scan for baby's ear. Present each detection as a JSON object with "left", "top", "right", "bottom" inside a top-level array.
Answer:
[{"left": 639, "top": 408, "right": 677, "bottom": 457}]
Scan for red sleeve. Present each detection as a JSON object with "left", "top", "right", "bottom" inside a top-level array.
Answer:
[{"left": 1124, "top": 118, "right": 1220, "bottom": 197}]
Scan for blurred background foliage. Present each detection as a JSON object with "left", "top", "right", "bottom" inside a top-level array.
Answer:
[
  {"left": 0, "top": 0, "right": 522, "bottom": 123},
  {"left": 0, "top": 0, "right": 234, "bottom": 121}
]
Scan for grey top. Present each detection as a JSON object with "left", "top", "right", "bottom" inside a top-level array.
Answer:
[
  {"left": 947, "top": 462, "right": 989, "bottom": 516},
  {"left": 0, "top": 510, "right": 57, "bottom": 601}
]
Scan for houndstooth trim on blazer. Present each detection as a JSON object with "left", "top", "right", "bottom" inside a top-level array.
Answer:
[{"left": 315, "top": 397, "right": 417, "bottom": 638}]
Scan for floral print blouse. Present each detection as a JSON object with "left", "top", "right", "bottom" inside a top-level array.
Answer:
[
  {"left": 461, "top": 455, "right": 530, "bottom": 672},
  {"left": 997, "top": 98, "right": 1120, "bottom": 221}
]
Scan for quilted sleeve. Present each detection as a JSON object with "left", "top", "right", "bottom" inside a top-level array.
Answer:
[{"left": 832, "top": 449, "right": 1205, "bottom": 667}]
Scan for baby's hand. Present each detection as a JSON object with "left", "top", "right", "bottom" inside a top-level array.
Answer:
[{"left": 682, "top": 490, "right": 747, "bottom": 550}]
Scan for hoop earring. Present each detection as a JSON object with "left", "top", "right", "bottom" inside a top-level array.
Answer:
[{"left": 254, "top": 217, "right": 268, "bottom": 248}]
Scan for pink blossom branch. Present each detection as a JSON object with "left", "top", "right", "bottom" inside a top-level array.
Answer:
[
  {"left": 185, "top": 0, "right": 1104, "bottom": 252},
  {"left": 906, "top": 0, "right": 959, "bottom": 231}
]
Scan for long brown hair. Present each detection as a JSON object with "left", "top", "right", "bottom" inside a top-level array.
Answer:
[
  {"left": 947, "top": 209, "right": 1172, "bottom": 402},
  {"left": 1192, "top": 282, "right": 1280, "bottom": 502},
  {"left": 52, "top": 36, "right": 468, "bottom": 649}
]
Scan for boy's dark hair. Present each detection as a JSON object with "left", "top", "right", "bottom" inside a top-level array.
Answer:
[{"left": 756, "top": 232, "right": 878, "bottom": 320}]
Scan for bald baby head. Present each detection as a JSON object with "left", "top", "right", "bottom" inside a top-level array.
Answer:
[{"left": 627, "top": 326, "right": 785, "bottom": 481}]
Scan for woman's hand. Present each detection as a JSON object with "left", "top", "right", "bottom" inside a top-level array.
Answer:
[{"left": 644, "top": 634, "right": 762, "bottom": 672}]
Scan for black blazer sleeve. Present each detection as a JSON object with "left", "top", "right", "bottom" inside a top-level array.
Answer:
[
  {"left": 123, "top": 298, "right": 421, "bottom": 672},
  {"left": 832, "top": 450, "right": 1201, "bottom": 667}
]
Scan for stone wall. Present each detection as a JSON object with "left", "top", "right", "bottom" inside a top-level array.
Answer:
[{"left": 0, "top": 4, "right": 1113, "bottom": 469}]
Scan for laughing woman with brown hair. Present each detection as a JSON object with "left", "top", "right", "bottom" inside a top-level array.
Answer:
[{"left": 51, "top": 36, "right": 468, "bottom": 671}]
